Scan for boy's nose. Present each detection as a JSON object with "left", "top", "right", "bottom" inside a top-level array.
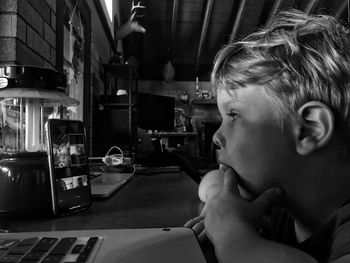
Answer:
[{"left": 212, "top": 127, "right": 223, "bottom": 149}]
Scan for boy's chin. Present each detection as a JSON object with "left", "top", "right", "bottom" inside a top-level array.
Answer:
[
  {"left": 218, "top": 164, "right": 255, "bottom": 200},
  {"left": 218, "top": 164, "right": 260, "bottom": 201}
]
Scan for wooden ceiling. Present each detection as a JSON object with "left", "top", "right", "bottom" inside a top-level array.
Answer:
[{"left": 117, "top": 0, "right": 348, "bottom": 81}]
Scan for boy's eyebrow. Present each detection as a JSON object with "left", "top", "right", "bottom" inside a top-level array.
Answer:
[{"left": 222, "top": 99, "right": 245, "bottom": 111}]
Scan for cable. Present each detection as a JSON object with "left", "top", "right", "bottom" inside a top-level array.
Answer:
[
  {"left": 102, "top": 146, "right": 124, "bottom": 166},
  {"left": 87, "top": 146, "right": 125, "bottom": 166}
]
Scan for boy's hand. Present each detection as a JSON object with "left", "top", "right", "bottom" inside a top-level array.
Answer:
[
  {"left": 184, "top": 200, "right": 210, "bottom": 242},
  {"left": 203, "top": 168, "right": 283, "bottom": 244},
  {"left": 184, "top": 215, "right": 208, "bottom": 242},
  {"left": 184, "top": 167, "right": 224, "bottom": 242}
]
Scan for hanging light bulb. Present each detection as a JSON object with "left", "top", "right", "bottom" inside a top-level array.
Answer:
[{"left": 162, "top": 60, "right": 175, "bottom": 82}]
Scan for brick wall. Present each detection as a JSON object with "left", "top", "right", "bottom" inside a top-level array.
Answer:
[{"left": 0, "top": 0, "right": 56, "bottom": 68}]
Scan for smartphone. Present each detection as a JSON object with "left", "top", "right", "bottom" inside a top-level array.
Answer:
[{"left": 46, "top": 119, "right": 92, "bottom": 216}]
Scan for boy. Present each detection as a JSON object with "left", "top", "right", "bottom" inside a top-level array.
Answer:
[{"left": 186, "top": 10, "right": 350, "bottom": 263}]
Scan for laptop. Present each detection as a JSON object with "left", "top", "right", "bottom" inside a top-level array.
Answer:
[
  {"left": 89, "top": 167, "right": 134, "bottom": 198},
  {"left": 0, "top": 227, "right": 207, "bottom": 263}
]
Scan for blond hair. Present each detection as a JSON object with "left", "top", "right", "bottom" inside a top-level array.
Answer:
[{"left": 211, "top": 10, "right": 350, "bottom": 132}]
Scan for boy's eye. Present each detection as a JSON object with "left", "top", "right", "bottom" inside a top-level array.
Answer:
[{"left": 227, "top": 112, "right": 239, "bottom": 121}]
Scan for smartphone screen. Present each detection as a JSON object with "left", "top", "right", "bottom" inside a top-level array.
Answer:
[{"left": 46, "top": 119, "right": 91, "bottom": 216}]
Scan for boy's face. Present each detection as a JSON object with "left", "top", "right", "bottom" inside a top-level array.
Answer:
[{"left": 214, "top": 86, "right": 298, "bottom": 197}]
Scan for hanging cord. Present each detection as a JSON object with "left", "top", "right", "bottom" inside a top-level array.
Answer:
[{"left": 69, "top": 0, "right": 80, "bottom": 26}]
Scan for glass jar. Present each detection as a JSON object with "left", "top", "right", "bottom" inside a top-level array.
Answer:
[{"left": 0, "top": 66, "right": 79, "bottom": 217}]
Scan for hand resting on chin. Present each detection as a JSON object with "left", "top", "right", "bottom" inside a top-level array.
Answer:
[{"left": 184, "top": 167, "right": 225, "bottom": 242}]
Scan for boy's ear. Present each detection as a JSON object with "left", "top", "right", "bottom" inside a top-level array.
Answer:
[{"left": 294, "top": 101, "right": 334, "bottom": 155}]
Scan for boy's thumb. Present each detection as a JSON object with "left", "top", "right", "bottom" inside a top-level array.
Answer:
[{"left": 254, "top": 187, "right": 284, "bottom": 210}]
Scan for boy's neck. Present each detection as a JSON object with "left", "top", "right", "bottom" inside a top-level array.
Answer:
[
  {"left": 287, "top": 165, "right": 350, "bottom": 243},
  {"left": 291, "top": 194, "right": 347, "bottom": 243},
  {"left": 292, "top": 194, "right": 349, "bottom": 243},
  {"left": 275, "top": 126, "right": 350, "bottom": 243}
]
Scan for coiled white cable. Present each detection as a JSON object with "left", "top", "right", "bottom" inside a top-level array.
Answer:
[{"left": 102, "top": 146, "right": 124, "bottom": 166}]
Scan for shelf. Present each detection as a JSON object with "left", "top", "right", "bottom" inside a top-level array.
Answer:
[
  {"left": 192, "top": 99, "right": 216, "bottom": 105},
  {"left": 100, "top": 64, "right": 138, "bottom": 161}
]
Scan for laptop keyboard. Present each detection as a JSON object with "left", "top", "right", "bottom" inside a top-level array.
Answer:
[{"left": 0, "top": 236, "right": 103, "bottom": 263}]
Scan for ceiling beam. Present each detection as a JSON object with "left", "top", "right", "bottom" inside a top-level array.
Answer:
[
  {"left": 265, "top": 0, "right": 283, "bottom": 25},
  {"left": 170, "top": 0, "right": 179, "bottom": 54},
  {"left": 229, "top": 0, "right": 247, "bottom": 44},
  {"left": 335, "top": 0, "right": 347, "bottom": 18},
  {"left": 303, "top": 0, "right": 319, "bottom": 14},
  {"left": 195, "top": 0, "right": 215, "bottom": 77},
  {"left": 92, "top": 0, "right": 117, "bottom": 52}
]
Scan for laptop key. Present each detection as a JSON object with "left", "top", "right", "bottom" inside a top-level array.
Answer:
[
  {"left": 83, "top": 237, "right": 98, "bottom": 252},
  {"left": 86, "top": 237, "right": 98, "bottom": 245},
  {"left": 0, "top": 254, "right": 22, "bottom": 262},
  {"left": 71, "top": 244, "right": 83, "bottom": 254},
  {"left": 32, "top": 238, "right": 58, "bottom": 252},
  {"left": 76, "top": 237, "right": 98, "bottom": 262},
  {"left": 49, "top": 238, "right": 76, "bottom": 255},
  {"left": 0, "top": 240, "right": 19, "bottom": 251},
  {"left": 7, "top": 245, "right": 31, "bottom": 255},
  {"left": 17, "top": 238, "right": 39, "bottom": 247},
  {"left": 42, "top": 255, "right": 63, "bottom": 263},
  {"left": 21, "top": 251, "right": 45, "bottom": 261},
  {"left": 76, "top": 252, "right": 89, "bottom": 262}
]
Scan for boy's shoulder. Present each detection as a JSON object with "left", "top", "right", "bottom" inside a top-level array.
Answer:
[{"left": 266, "top": 202, "right": 350, "bottom": 262}]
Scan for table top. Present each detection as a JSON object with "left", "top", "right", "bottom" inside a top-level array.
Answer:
[
  {"left": 0, "top": 171, "right": 203, "bottom": 233},
  {"left": 152, "top": 132, "right": 198, "bottom": 137},
  {"left": 0, "top": 170, "right": 218, "bottom": 262}
]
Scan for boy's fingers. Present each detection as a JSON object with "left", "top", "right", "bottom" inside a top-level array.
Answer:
[
  {"left": 184, "top": 216, "right": 204, "bottom": 228},
  {"left": 219, "top": 164, "right": 229, "bottom": 172},
  {"left": 197, "top": 229, "right": 208, "bottom": 243},
  {"left": 184, "top": 217, "right": 205, "bottom": 237},
  {"left": 200, "top": 203, "right": 208, "bottom": 216},
  {"left": 222, "top": 168, "right": 240, "bottom": 195},
  {"left": 192, "top": 220, "right": 205, "bottom": 236},
  {"left": 254, "top": 187, "right": 284, "bottom": 210}
]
